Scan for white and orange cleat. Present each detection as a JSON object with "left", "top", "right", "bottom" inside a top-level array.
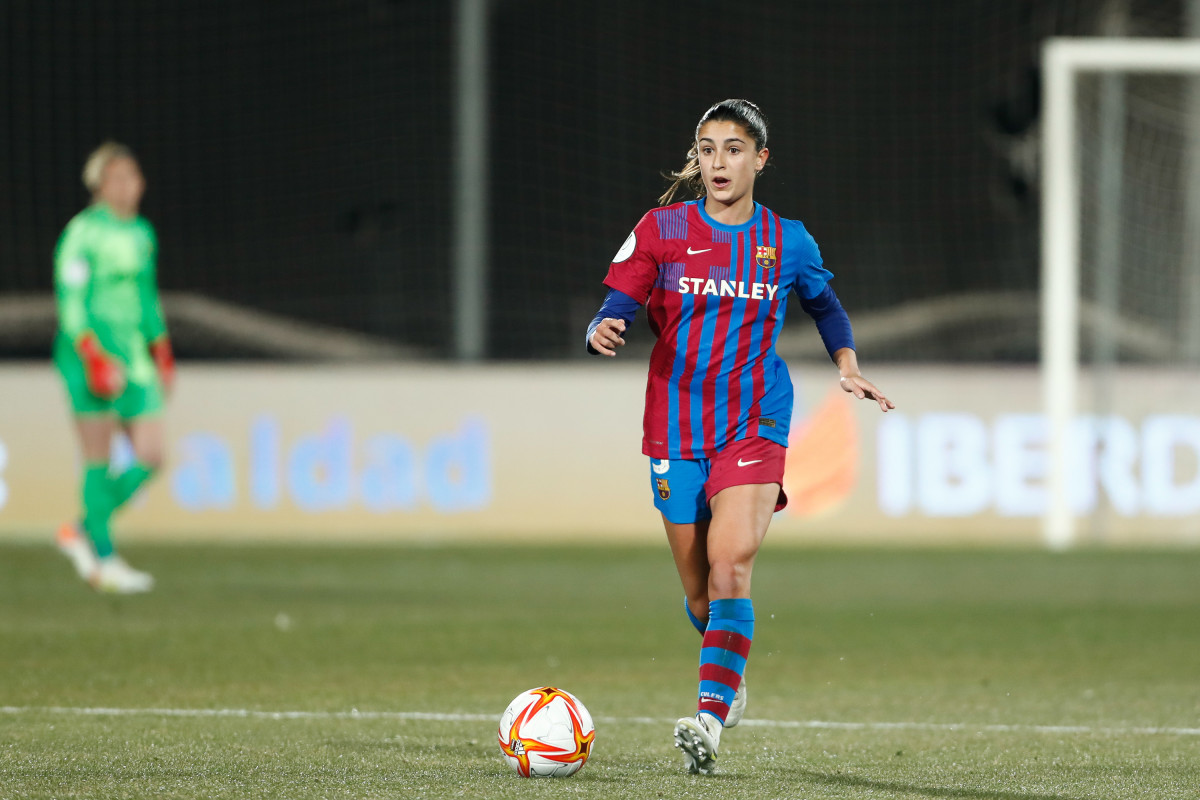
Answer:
[
  {"left": 56, "top": 521, "right": 98, "bottom": 583},
  {"left": 92, "top": 555, "right": 154, "bottom": 594}
]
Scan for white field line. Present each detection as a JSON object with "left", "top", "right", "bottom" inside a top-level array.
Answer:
[{"left": 2, "top": 705, "right": 1198, "bottom": 737}]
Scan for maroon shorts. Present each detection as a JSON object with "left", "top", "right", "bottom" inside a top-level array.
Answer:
[{"left": 704, "top": 436, "right": 788, "bottom": 512}]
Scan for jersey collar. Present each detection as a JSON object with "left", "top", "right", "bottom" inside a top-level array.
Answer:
[
  {"left": 92, "top": 202, "right": 139, "bottom": 225},
  {"left": 694, "top": 199, "right": 761, "bottom": 233}
]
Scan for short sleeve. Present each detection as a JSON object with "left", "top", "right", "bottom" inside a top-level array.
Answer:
[
  {"left": 602, "top": 212, "right": 661, "bottom": 304},
  {"left": 783, "top": 218, "right": 834, "bottom": 300}
]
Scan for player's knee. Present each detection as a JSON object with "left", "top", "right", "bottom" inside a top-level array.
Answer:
[
  {"left": 707, "top": 558, "right": 751, "bottom": 598},
  {"left": 137, "top": 445, "right": 165, "bottom": 472}
]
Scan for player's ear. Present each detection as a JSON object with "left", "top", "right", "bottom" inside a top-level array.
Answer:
[{"left": 755, "top": 147, "right": 769, "bottom": 175}]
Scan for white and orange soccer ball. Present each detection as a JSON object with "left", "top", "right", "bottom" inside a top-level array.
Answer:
[{"left": 497, "top": 686, "right": 595, "bottom": 778}]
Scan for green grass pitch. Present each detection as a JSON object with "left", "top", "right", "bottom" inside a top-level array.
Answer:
[{"left": 2, "top": 542, "right": 1199, "bottom": 799}]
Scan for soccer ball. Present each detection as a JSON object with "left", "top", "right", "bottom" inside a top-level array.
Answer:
[{"left": 497, "top": 686, "right": 595, "bottom": 778}]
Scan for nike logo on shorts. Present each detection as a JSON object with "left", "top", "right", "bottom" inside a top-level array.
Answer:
[
  {"left": 687, "top": 247, "right": 712, "bottom": 255},
  {"left": 737, "top": 459, "right": 763, "bottom": 467}
]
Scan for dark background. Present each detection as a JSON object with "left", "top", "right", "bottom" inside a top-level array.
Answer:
[{"left": 0, "top": 1, "right": 1185, "bottom": 359}]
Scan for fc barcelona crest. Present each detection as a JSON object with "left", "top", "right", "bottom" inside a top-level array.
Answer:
[
  {"left": 656, "top": 478, "right": 671, "bottom": 500},
  {"left": 755, "top": 245, "right": 777, "bottom": 268}
]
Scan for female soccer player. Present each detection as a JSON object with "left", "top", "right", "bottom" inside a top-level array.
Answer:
[
  {"left": 587, "top": 99, "right": 893, "bottom": 774},
  {"left": 53, "top": 142, "right": 175, "bottom": 594}
]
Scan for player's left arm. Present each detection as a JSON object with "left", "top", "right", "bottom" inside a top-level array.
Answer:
[
  {"left": 139, "top": 225, "right": 175, "bottom": 393},
  {"left": 790, "top": 220, "right": 893, "bottom": 412},
  {"left": 833, "top": 348, "right": 893, "bottom": 412}
]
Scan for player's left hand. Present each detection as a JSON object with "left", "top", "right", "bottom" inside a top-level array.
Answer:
[{"left": 840, "top": 374, "right": 894, "bottom": 412}]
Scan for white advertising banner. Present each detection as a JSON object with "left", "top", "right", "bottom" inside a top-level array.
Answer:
[{"left": 0, "top": 364, "right": 1196, "bottom": 544}]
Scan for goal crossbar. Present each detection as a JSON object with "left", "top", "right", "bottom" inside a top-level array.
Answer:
[{"left": 1042, "top": 38, "right": 1200, "bottom": 549}]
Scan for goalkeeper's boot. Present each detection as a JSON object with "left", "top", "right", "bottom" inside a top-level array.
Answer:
[
  {"left": 674, "top": 712, "right": 721, "bottom": 775},
  {"left": 92, "top": 555, "right": 154, "bottom": 594},
  {"left": 56, "top": 521, "right": 98, "bottom": 584},
  {"left": 724, "top": 676, "right": 748, "bottom": 728}
]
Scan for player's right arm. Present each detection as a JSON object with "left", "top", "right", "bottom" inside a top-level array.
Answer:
[
  {"left": 54, "top": 218, "right": 124, "bottom": 398},
  {"left": 586, "top": 213, "right": 661, "bottom": 357},
  {"left": 586, "top": 290, "right": 640, "bottom": 356}
]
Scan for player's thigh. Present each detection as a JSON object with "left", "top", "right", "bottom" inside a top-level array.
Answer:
[
  {"left": 662, "top": 515, "right": 711, "bottom": 603},
  {"left": 703, "top": 436, "right": 787, "bottom": 567},
  {"left": 73, "top": 415, "right": 119, "bottom": 463},
  {"left": 651, "top": 456, "right": 712, "bottom": 599},
  {"left": 121, "top": 413, "right": 166, "bottom": 470},
  {"left": 707, "top": 482, "right": 779, "bottom": 565},
  {"left": 705, "top": 483, "right": 780, "bottom": 599}
]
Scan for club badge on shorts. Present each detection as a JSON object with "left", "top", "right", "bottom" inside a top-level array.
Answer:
[{"left": 656, "top": 478, "right": 670, "bottom": 500}]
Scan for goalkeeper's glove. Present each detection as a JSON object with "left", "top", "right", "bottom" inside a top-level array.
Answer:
[
  {"left": 149, "top": 336, "right": 175, "bottom": 394},
  {"left": 76, "top": 333, "right": 124, "bottom": 399}
]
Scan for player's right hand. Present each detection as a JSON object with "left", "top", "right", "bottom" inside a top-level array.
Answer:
[
  {"left": 77, "top": 333, "right": 125, "bottom": 399},
  {"left": 590, "top": 318, "right": 627, "bottom": 357}
]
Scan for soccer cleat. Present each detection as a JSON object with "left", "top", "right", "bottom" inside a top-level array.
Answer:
[
  {"left": 724, "top": 676, "right": 748, "bottom": 728},
  {"left": 674, "top": 713, "right": 721, "bottom": 775},
  {"left": 91, "top": 555, "right": 154, "bottom": 594},
  {"left": 56, "top": 521, "right": 99, "bottom": 583}
]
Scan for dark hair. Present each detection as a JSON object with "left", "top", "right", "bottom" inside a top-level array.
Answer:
[{"left": 659, "top": 99, "right": 769, "bottom": 206}]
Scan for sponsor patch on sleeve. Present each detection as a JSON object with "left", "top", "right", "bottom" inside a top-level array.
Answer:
[
  {"left": 61, "top": 258, "right": 90, "bottom": 288},
  {"left": 613, "top": 231, "right": 636, "bottom": 263}
]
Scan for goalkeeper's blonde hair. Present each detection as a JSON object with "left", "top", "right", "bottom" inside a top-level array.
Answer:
[{"left": 82, "top": 141, "right": 137, "bottom": 192}]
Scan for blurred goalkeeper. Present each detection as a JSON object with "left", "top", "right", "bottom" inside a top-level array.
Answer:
[{"left": 52, "top": 142, "right": 174, "bottom": 594}]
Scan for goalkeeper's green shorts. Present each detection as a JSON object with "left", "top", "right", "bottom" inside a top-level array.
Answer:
[{"left": 53, "top": 340, "right": 165, "bottom": 420}]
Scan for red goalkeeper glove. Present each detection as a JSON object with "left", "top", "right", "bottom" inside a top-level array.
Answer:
[
  {"left": 76, "top": 333, "right": 124, "bottom": 399},
  {"left": 149, "top": 337, "right": 176, "bottom": 394}
]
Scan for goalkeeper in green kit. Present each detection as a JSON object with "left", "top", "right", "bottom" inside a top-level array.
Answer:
[{"left": 53, "top": 142, "right": 174, "bottom": 594}]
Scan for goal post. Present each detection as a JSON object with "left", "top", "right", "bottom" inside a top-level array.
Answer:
[{"left": 1041, "top": 37, "right": 1200, "bottom": 549}]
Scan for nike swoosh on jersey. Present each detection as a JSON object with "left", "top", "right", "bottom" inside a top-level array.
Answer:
[
  {"left": 737, "top": 459, "right": 763, "bottom": 467},
  {"left": 686, "top": 247, "right": 712, "bottom": 255}
]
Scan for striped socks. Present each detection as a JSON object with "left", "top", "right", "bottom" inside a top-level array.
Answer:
[{"left": 697, "top": 598, "right": 754, "bottom": 724}]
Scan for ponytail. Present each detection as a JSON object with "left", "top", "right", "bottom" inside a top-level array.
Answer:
[{"left": 659, "top": 145, "right": 704, "bottom": 206}]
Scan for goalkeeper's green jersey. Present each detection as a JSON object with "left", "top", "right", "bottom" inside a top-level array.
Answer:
[{"left": 53, "top": 203, "right": 166, "bottom": 386}]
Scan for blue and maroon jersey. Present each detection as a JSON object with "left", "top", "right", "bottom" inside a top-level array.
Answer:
[{"left": 603, "top": 199, "right": 833, "bottom": 460}]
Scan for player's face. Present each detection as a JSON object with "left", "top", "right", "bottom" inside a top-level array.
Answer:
[
  {"left": 98, "top": 157, "right": 145, "bottom": 218},
  {"left": 696, "top": 121, "right": 768, "bottom": 208}
]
